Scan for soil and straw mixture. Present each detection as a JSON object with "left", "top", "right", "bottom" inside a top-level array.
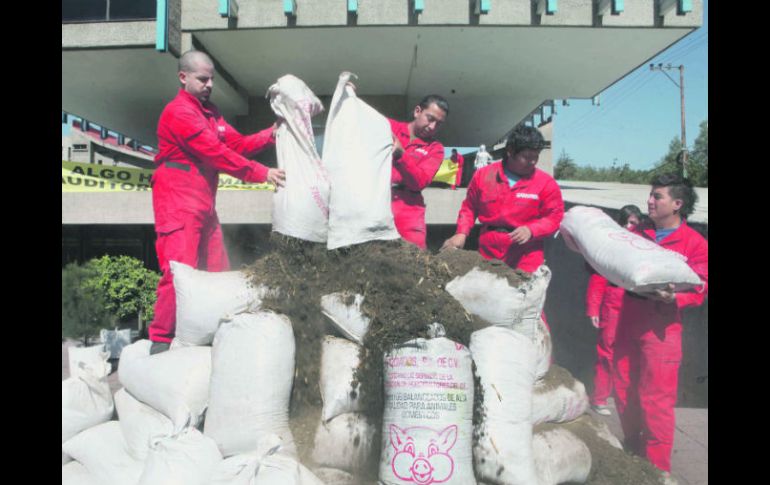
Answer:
[{"left": 242, "top": 234, "right": 668, "bottom": 483}]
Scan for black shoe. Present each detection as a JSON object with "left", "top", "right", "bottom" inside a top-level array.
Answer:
[{"left": 150, "top": 341, "right": 170, "bottom": 355}]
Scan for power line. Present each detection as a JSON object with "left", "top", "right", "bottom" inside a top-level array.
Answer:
[{"left": 559, "top": 71, "right": 654, "bottom": 136}]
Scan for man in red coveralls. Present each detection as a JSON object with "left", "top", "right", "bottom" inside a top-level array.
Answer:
[
  {"left": 440, "top": 125, "right": 563, "bottom": 274},
  {"left": 612, "top": 174, "right": 707, "bottom": 474},
  {"left": 389, "top": 95, "right": 449, "bottom": 249},
  {"left": 148, "top": 50, "right": 286, "bottom": 354},
  {"left": 449, "top": 148, "right": 464, "bottom": 190}
]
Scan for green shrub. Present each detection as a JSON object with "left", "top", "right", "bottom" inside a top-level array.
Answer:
[
  {"left": 84, "top": 255, "right": 161, "bottom": 332},
  {"left": 62, "top": 262, "right": 113, "bottom": 346}
]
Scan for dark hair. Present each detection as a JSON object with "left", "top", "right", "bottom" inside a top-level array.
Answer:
[
  {"left": 451, "top": 148, "right": 458, "bottom": 154},
  {"left": 617, "top": 204, "right": 643, "bottom": 226},
  {"left": 506, "top": 125, "right": 546, "bottom": 155},
  {"left": 650, "top": 173, "right": 698, "bottom": 218},
  {"left": 418, "top": 95, "right": 449, "bottom": 115}
]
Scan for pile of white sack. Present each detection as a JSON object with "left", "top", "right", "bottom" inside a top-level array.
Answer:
[
  {"left": 315, "top": 262, "right": 641, "bottom": 485},
  {"left": 62, "top": 262, "right": 325, "bottom": 485},
  {"left": 63, "top": 256, "right": 672, "bottom": 485}
]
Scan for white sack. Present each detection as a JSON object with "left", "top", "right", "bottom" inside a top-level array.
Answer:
[
  {"left": 204, "top": 312, "right": 296, "bottom": 457},
  {"left": 62, "top": 347, "right": 114, "bottom": 463},
  {"left": 323, "top": 71, "right": 400, "bottom": 249},
  {"left": 62, "top": 461, "right": 98, "bottom": 485},
  {"left": 171, "top": 261, "right": 270, "bottom": 346},
  {"left": 61, "top": 421, "right": 144, "bottom": 485},
  {"left": 138, "top": 427, "right": 223, "bottom": 485},
  {"left": 320, "top": 292, "right": 370, "bottom": 345},
  {"left": 114, "top": 387, "right": 175, "bottom": 460},
  {"left": 533, "top": 317, "right": 552, "bottom": 380},
  {"left": 212, "top": 434, "right": 324, "bottom": 485},
  {"left": 118, "top": 339, "right": 212, "bottom": 430},
  {"left": 380, "top": 337, "right": 475, "bottom": 485},
  {"left": 446, "top": 265, "right": 552, "bottom": 341},
  {"left": 267, "top": 74, "right": 330, "bottom": 242},
  {"left": 312, "top": 412, "right": 376, "bottom": 473},
  {"left": 560, "top": 205, "right": 702, "bottom": 292},
  {"left": 320, "top": 336, "right": 364, "bottom": 422},
  {"left": 471, "top": 326, "right": 538, "bottom": 485},
  {"left": 532, "top": 427, "right": 592, "bottom": 485},
  {"left": 68, "top": 344, "right": 111, "bottom": 380},
  {"left": 100, "top": 328, "right": 132, "bottom": 360},
  {"left": 531, "top": 370, "right": 589, "bottom": 426}
]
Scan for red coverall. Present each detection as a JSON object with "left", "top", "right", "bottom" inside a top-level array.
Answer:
[
  {"left": 455, "top": 162, "right": 564, "bottom": 272},
  {"left": 585, "top": 269, "right": 625, "bottom": 407},
  {"left": 389, "top": 119, "right": 445, "bottom": 249},
  {"left": 612, "top": 220, "right": 708, "bottom": 471},
  {"left": 149, "top": 89, "right": 275, "bottom": 343},
  {"left": 451, "top": 152, "right": 465, "bottom": 189}
]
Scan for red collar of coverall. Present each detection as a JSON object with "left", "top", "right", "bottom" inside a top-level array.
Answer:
[
  {"left": 391, "top": 119, "right": 433, "bottom": 148},
  {"left": 493, "top": 159, "right": 541, "bottom": 184},
  {"left": 176, "top": 88, "right": 218, "bottom": 117}
]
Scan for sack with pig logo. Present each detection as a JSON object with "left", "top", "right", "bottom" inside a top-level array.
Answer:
[{"left": 379, "top": 337, "right": 475, "bottom": 485}]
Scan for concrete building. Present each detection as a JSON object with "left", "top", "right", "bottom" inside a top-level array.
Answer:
[
  {"left": 62, "top": 0, "right": 706, "bottom": 405},
  {"left": 62, "top": 118, "right": 157, "bottom": 169}
]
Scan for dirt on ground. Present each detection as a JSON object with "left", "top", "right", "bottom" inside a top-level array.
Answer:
[{"left": 535, "top": 415, "right": 669, "bottom": 485}]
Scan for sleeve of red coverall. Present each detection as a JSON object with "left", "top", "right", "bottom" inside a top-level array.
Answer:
[
  {"left": 392, "top": 142, "right": 445, "bottom": 192},
  {"left": 675, "top": 235, "right": 709, "bottom": 309},
  {"left": 171, "top": 107, "right": 269, "bottom": 183},
  {"left": 526, "top": 178, "right": 565, "bottom": 239},
  {"left": 455, "top": 171, "right": 482, "bottom": 236},
  {"left": 222, "top": 121, "right": 275, "bottom": 158},
  {"left": 586, "top": 268, "right": 608, "bottom": 317}
]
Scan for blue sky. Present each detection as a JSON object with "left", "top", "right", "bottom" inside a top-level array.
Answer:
[{"left": 552, "top": 0, "right": 708, "bottom": 170}]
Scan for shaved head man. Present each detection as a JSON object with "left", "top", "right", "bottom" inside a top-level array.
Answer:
[{"left": 147, "top": 50, "right": 285, "bottom": 354}]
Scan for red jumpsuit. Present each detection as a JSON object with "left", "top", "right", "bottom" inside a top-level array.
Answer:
[
  {"left": 149, "top": 89, "right": 275, "bottom": 343},
  {"left": 585, "top": 269, "right": 625, "bottom": 407},
  {"left": 451, "top": 152, "right": 465, "bottom": 189},
  {"left": 612, "top": 220, "right": 708, "bottom": 472},
  {"left": 388, "top": 119, "right": 445, "bottom": 249},
  {"left": 455, "top": 162, "right": 564, "bottom": 273}
]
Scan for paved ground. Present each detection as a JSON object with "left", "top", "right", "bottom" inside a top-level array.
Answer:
[
  {"left": 63, "top": 340, "right": 707, "bottom": 483},
  {"left": 589, "top": 399, "right": 708, "bottom": 485}
]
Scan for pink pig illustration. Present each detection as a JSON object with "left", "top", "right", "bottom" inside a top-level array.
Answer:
[{"left": 390, "top": 424, "right": 457, "bottom": 484}]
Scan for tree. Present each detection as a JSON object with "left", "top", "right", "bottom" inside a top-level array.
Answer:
[
  {"left": 554, "top": 150, "right": 578, "bottom": 180},
  {"left": 651, "top": 137, "right": 685, "bottom": 180},
  {"left": 83, "top": 255, "right": 160, "bottom": 332},
  {"left": 62, "top": 262, "right": 113, "bottom": 346},
  {"left": 687, "top": 120, "right": 708, "bottom": 187}
]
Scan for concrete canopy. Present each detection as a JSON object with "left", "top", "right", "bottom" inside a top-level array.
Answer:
[{"left": 62, "top": 25, "right": 694, "bottom": 148}]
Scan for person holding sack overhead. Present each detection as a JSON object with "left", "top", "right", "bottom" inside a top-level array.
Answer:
[
  {"left": 147, "top": 50, "right": 286, "bottom": 355},
  {"left": 611, "top": 174, "right": 707, "bottom": 475}
]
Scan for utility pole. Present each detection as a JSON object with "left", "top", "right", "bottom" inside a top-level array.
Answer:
[{"left": 650, "top": 63, "right": 687, "bottom": 178}]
